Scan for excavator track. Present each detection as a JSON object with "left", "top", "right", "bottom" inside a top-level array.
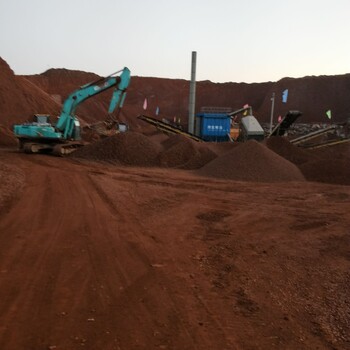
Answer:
[
  {"left": 23, "top": 142, "right": 53, "bottom": 154},
  {"left": 52, "top": 142, "right": 85, "bottom": 156},
  {"left": 19, "top": 138, "right": 85, "bottom": 156}
]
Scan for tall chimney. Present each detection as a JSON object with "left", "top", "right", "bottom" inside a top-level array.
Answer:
[{"left": 188, "top": 51, "right": 197, "bottom": 134}]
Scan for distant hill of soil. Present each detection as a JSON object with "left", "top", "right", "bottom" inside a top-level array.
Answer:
[
  {"left": 0, "top": 57, "right": 61, "bottom": 128},
  {"left": 24, "top": 70, "right": 350, "bottom": 127},
  {"left": 1, "top": 56, "right": 350, "bottom": 132}
]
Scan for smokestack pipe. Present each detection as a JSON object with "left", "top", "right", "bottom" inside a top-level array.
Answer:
[{"left": 188, "top": 51, "right": 196, "bottom": 134}]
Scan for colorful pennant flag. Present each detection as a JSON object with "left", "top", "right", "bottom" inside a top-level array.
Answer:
[
  {"left": 143, "top": 98, "right": 147, "bottom": 110},
  {"left": 326, "top": 109, "right": 332, "bottom": 119},
  {"left": 155, "top": 106, "right": 159, "bottom": 115},
  {"left": 242, "top": 104, "right": 249, "bottom": 116},
  {"left": 282, "top": 89, "right": 288, "bottom": 103}
]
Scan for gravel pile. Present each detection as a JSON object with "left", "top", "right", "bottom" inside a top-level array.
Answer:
[
  {"left": 198, "top": 140, "right": 305, "bottom": 182},
  {"left": 158, "top": 134, "right": 217, "bottom": 169},
  {"left": 265, "top": 137, "right": 350, "bottom": 185},
  {"left": 265, "top": 137, "right": 319, "bottom": 165},
  {"left": 71, "top": 132, "right": 162, "bottom": 166},
  {"left": 299, "top": 159, "right": 350, "bottom": 185},
  {"left": 71, "top": 130, "right": 350, "bottom": 185}
]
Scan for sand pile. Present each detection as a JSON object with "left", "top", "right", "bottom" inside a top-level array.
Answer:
[
  {"left": 265, "top": 137, "right": 350, "bottom": 185},
  {"left": 299, "top": 159, "right": 350, "bottom": 185},
  {"left": 147, "top": 131, "right": 170, "bottom": 145},
  {"left": 180, "top": 143, "right": 217, "bottom": 170},
  {"left": 309, "top": 141, "right": 350, "bottom": 160},
  {"left": 206, "top": 141, "right": 238, "bottom": 156},
  {"left": 0, "top": 57, "right": 61, "bottom": 127},
  {"left": 265, "top": 136, "right": 319, "bottom": 165},
  {"left": 158, "top": 135, "right": 196, "bottom": 168},
  {"left": 158, "top": 134, "right": 217, "bottom": 169},
  {"left": 71, "top": 131, "right": 162, "bottom": 166},
  {"left": 198, "top": 140, "right": 305, "bottom": 182}
]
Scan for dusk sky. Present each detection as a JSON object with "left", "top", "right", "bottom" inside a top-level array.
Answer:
[{"left": 0, "top": 0, "right": 349, "bottom": 83}]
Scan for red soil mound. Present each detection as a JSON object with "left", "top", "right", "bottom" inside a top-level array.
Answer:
[
  {"left": 181, "top": 143, "right": 217, "bottom": 170},
  {"left": 158, "top": 134, "right": 217, "bottom": 169},
  {"left": 308, "top": 141, "right": 350, "bottom": 160},
  {"left": 206, "top": 141, "right": 239, "bottom": 156},
  {"left": 299, "top": 158, "right": 350, "bottom": 185},
  {"left": 198, "top": 140, "right": 305, "bottom": 182},
  {"left": 147, "top": 132, "right": 170, "bottom": 146},
  {"left": 158, "top": 135, "right": 196, "bottom": 168},
  {"left": 23, "top": 68, "right": 106, "bottom": 125},
  {"left": 0, "top": 57, "right": 61, "bottom": 127},
  {"left": 265, "top": 136, "right": 319, "bottom": 165},
  {"left": 71, "top": 132, "right": 162, "bottom": 166},
  {"left": 265, "top": 138, "right": 350, "bottom": 185}
]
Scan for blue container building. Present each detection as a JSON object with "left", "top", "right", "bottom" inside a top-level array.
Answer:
[{"left": 195, "top": 113, "right": 231, "bottom": 142}]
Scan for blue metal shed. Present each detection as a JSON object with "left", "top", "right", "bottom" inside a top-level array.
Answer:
[{"left": 196, "top": 113, "right": 231, "bottom": 141}]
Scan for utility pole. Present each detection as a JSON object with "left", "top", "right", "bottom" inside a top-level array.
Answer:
[
  {"left": 269, "top": 92, "right": 275, "bottom": 133},
  {"left": 188, "top": 51, "right": 197, "bottom": 134}
]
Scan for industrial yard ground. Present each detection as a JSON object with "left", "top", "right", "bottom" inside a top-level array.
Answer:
[{"left": 0, "top": 133, "right": 349, "bottom": 350}]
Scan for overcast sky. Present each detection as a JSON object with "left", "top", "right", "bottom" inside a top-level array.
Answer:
[{"left": 0, "top": 0, "right": 349, "bottom": 83}]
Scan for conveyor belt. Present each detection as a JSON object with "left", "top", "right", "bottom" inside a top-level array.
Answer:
[
  {"left": 299, "top": 137, "right": 350, "bottom": 149},
  {"left": 269, "top": 110, "right": 302, "bottom": 137},
  {"left": 138, "top": 115, "right": 203, "bottom": 142},
  {"left": 290, "top": 126, "right": 337, "bottom": 145}
]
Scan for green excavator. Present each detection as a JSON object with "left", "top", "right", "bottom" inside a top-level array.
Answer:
[{"left": 13, "top": 67, "right": 131, "bottom": 155}]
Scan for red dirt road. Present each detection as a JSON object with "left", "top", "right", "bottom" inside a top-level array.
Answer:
[{"left": 0, "top": 149, "right": 349, "bottom": 350}]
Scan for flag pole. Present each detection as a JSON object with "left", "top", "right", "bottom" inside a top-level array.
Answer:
[{"left": 269, "top": 92, "right": 275, "bottom": 133}]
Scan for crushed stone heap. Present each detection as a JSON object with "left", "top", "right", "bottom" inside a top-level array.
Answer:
[
  {"left": 71, "top": 131, "right": 162, "bottom": 167},
  {"left": 158, "top": 134, "right": 217, "bottom": 169},
  {"left": 198, "top": 139, "right": 306, "bottom": 182}
]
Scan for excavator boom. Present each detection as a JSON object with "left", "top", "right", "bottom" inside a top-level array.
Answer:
[{"left": 56, "top": 68, "right": 130, "bottom": 138}]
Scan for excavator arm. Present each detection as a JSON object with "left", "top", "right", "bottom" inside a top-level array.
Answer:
[
  {"left": 13, "top": 67, "right": 131, "bottom": 155},
  {"left": 56, "top": 67, "right": 131, "bottom": 138}
]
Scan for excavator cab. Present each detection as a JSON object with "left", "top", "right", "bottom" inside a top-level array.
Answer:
[{"left": 32, "top": 114, "right": 51, "bottom": 125}]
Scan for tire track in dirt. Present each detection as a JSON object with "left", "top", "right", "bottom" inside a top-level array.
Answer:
[
  {"left": 0, "top": 155, "right": 237, "bottom": 349},
  {"left": 0, "top": 164, "right": 84, "bottom": 348},
  {"left": 87, "top": 172, "right": 240, "bottom": 349},
  {"left": 2, "top": 151, "right": 350, "bottom": 349}
]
